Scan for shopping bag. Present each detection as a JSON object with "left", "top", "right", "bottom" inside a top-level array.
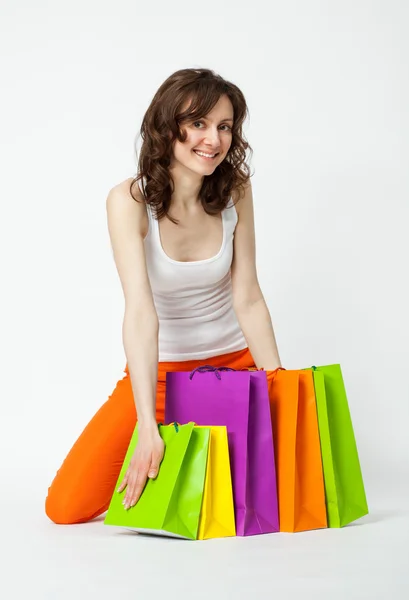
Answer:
[
  {"left": 165, "top": 366, "right": 279, "bottom": 536},
  {"left": 266, "top": 369, "right": 328, "bottom": 533},
  {"left": 104, "top": 422, "right": 210, "bottom": 540},
  {"left": 196, "top": 426, "right": 236, "bottom": 540},
  {"left": 307, "top": 364, "right": 369, "bottom": 527}
]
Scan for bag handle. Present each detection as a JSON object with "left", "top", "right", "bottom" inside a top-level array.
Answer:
[
  {"left": 269, "top": 366, "right": 286, "bottom": 381},
  {"left": 189, "top": 365, "right": 285, "bottom": 380},
  {"left": 158, "top": 422, "right": 180, "bottom": 433},
  {"left": 189, "top": 365, "right": 236, "bottom": 380}
]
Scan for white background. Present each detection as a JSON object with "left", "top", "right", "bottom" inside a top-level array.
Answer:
[{"left": 1, "top": 0, "right": 408, "bottom": 598}]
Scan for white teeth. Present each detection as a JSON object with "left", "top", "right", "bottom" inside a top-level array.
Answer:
[{"left": 194, "top": 150, "right": 217, "bottom": 158}]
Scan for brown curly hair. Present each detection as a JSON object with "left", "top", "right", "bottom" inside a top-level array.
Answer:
[{"left": 129, "top": 67, "right": 253, "bottom": 224}]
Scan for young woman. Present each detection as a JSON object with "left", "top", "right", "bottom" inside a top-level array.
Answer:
[{"left": 45, "top": 67, "right": 282, "bottom": 524}]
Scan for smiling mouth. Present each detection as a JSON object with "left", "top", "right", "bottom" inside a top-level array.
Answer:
[{"left": 193, "top": 150, "right": 220, "bottom": 160}]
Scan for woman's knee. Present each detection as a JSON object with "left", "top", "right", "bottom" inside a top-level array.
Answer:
[
  {"left": 44, "top": 374, "right": 136, "bottom": 524},
  {"left": 44, "top": 475, "right": 95, "bottom": 525},
  {"left": 45, "top": 490, "right": 70, "bottom": 524},
  {"left": 45, "top": 482, "right": 81, "bottom": 524}
]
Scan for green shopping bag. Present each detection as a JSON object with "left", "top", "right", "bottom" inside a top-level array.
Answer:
[
  {"left": 104, "top": 422, "right": 210, "bottom": 539},
  {"left": 307, "top": 364, "right": 369, "bottom": 527}
]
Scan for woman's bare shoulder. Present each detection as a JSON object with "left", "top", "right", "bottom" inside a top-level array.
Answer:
[
  {"left": 107, "top": 177, "right": 148, "bottom": 237},
  {"left": 110, "top": 177, "right": 144, "bottom": 202}
]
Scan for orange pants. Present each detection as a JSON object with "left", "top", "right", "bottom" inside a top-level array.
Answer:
[{"left": 45, "top": 347, "right": 256, "bottom": 524}]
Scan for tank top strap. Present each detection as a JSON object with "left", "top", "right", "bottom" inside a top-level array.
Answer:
[
  {"left": 147, "top": 202, "right": 160, "bottom": 243},
  {"left": 136, "top": 176, "right": 156, "bottom": 241},
  {"left": 223, "top": 195, "right": 238, "bottom": 228}
]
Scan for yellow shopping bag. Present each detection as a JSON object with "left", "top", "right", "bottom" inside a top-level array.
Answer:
[{"left": 196, "top": 425, "right": 236, "bottom": 540}]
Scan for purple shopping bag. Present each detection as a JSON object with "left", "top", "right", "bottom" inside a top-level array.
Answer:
[{"left": 165, "top": 366, "right": 279, "bottom": 536}]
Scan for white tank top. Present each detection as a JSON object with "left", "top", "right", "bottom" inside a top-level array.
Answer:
[{"left": 139, "top": 180, "right": 248, "bottom": 361}]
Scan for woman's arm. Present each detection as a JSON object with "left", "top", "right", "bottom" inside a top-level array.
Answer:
[
  {"left": 106, "top": 181, "right": 165, "bottom": 509},
  {"left": 231, "top": 180, "right": 282, "bottom": 371},
  {"left": 106, "top": 182, "right": 159, "bottom": 427}
]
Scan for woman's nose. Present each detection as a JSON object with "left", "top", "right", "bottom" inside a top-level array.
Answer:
[{"left": 204, "top": 128, "right": 221, "bottom": 146}]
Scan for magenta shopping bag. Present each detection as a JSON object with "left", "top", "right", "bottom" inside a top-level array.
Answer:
[{"left": 165, "top": 366, "right": 279, "bottom": 536}]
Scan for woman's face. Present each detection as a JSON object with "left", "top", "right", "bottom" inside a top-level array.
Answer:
[{"left": 171, "top": 94, "right": 234, "bottom": 175}]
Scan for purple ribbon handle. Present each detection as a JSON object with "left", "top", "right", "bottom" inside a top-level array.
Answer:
[{"left": 189, "top": 365, "right": 236, "bottom": 381}]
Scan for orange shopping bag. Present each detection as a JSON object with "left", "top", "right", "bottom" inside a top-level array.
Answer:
[{"left": 266, "top": 369, "right": 327, "bottom": 533}]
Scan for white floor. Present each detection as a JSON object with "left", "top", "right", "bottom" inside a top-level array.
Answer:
[{"left": 4, "top": 473, "right": 409, "bottom": 600}]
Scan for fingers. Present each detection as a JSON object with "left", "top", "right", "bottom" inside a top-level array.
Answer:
[
  {"left": 116, "top": 473, "right": 128, "bottom": 494},
  {"left": 120, "top": 438, "right": 165, "bottom": 509},
  {"left": 148, "top": 440, "right": 165, "bottom": 480},
  {"left": 123, "top": 462, "right": 149, "bottom": 509},
  {"left": 148, "top": 457, "right": 161, "bottom": 479}
]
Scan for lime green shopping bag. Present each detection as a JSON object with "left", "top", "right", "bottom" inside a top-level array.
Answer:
[
  {"left": 307, "top": 364, "right": 369, "bottom": 527},
  {"left": 104, "top": 422, "right": 210, "bottom": 539}
]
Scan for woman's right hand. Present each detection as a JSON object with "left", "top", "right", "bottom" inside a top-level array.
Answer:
[{"left": 117, "top": 423, "right": 165, "bottom": 509}]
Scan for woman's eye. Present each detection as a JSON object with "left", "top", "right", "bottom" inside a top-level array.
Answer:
[{"left": 192, "top": 122, "right": 231, "bottom": 131}]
